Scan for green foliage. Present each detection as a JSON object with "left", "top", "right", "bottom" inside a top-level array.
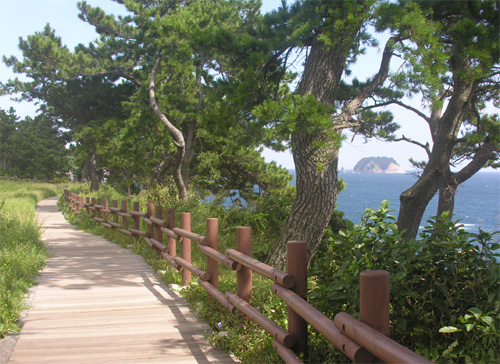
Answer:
[
  {"left": 252, "top": 93, "right": 343, "bottom": 154},
  {"left": 0, "top": 111, "right": 69, "bottom": 180},
  {"left": 311, "top": 202, "right": 500, "bottom": 363},
  {"left": 61, "top": 182, "right": 295, "bottom": 363},
  {"left": 0, "top": 108, "right": 17, "bottom": 171},
  {"left": 0, "top": 180, "right": 63, "bottom": 338},
  {"left": 372, "top": 0, "right": 500, "bottom": 171},
  {"left": 63, "top": 183, "right": 500, "bottom": 363},
  {"left": 180, "top": 275, "right": 286, "bottom": 364}
]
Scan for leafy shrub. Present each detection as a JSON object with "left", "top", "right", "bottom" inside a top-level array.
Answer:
[{"left": 310, "top": 201, "right": 500, "bottom": 363}]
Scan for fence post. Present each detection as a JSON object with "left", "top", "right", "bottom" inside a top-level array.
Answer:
[
  {"left": 112, "top": 200, "right": 118, "bottom": 227},
  {"left": 180, "top": 212, "right": 191, "bottom": 286},
  {"left": 133, "top": 202, "right": 140, "bottom": 240},
  {"left": 96, "top": 199, "right": 102, "bottom": 221},
  {"left": 287, "top": 241, "right": 308, "bottom": 358},
  {"left": 359, "top": 270, "right": 390, "bottom": 363},
  {"left": 146, "top": 202, "right": 154, "bottom": 248},
  {"left": 166, "top": 208, "right": 176, "bottom": 258},
  {"left": 360, "top": 270, "right": 390, "bottom": 336},
  {"left": 76, "top": 195, "right": 80, "bottom": 214},
  {"left": 86, "top": 197, "right": 90, "bottom": 215},
  {"left": 154, "top": 205, "right": 163, "bottom": 258},
  {"left": 206, "top": 218, "right": 219, "bottom": 300},
  {"left": 104, "top": 199, "right": 109, "bottom": 221},
  {"left": 236, "top": 226, "right": 252, "bottom": 301},
  {"left": 121, "top": 200, "right": 128, "bottom": 232}
]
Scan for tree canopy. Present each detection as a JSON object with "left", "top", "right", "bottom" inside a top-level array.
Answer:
[{"left": 1, "top": 0, "right": 498, "bottom": 262}]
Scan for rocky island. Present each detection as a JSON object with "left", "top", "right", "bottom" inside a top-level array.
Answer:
[{"left": 353, "top": 157, "right": 406, "bottom": 174}]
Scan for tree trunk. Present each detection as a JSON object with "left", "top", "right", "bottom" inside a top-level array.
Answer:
[
  {"left": 264, "top": 22, "right": 394, "bottom": 269},
  {"left": 397, "top": 74, "right": 476, "bottom": 239},
  {"left": 81, "top": 150, "right": 99, "bottom": 191},
  {"left": 149, "top": 54, "right": 188, "bottom": 200},
  {"left": 398, "top": 169, "right": 442, "bottom": 239},
  {"left": 437, "top": 171, "right": 458, "bottom": 216},
  {"left": 437, "top": 142, "right": 498, "bottom": 217},
  {"left": 173, "top": 146, "right": 188, "bottom": 200},
  {"left": 181, "top": 120, "right": 196, "bottom": 188},
  {"left": 266, "top": 132, "right": 339, "bottom": 269},
  {"left": 265, "top": 40, "right": 349, "bottom": 270}
]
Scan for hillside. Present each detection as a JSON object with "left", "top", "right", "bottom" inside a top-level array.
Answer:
[{"left": 353, "top": 157, "right": 406, "bottom": 174}]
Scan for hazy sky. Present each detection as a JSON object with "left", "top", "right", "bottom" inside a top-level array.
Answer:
[{"left": 0, "top": 0, "right": 433, "bottom": 171}]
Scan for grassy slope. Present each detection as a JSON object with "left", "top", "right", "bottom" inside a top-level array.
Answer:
[{"left": 0, "top": 180, "right": 65, "bottom": 337}]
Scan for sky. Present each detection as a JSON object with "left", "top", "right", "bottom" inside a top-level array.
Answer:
[{"left": 1, "top": 0, "right": 435, "bottom": 171}]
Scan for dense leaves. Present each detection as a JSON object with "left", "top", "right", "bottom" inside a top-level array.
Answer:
[
  {"left": 0, "top": 110, "right": 69, "bottom": 180},
  {"left": 311, "top": 202, "right": 500, "bottom": 363}
]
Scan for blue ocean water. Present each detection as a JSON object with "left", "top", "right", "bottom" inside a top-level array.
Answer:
[{"left": 290, "top": 171, "right": 500, "bottom": 233}]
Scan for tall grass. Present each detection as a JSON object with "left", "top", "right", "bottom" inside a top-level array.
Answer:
[{"left": 0, "top": 180, "right": 64, "bottom": 337}]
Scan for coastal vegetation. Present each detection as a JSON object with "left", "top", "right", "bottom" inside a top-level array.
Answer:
[
  {"left": 60, "top": 183, "right": 500, "bottom": 363},
  {"left": 0, "top": 180, "right": 62, "bottom": 338},
  {"left": 1, "top": 0, "right": 499, "bottom": 361},
  {"left": 2, "top": 0, "right": 498, "bottom": 268}
]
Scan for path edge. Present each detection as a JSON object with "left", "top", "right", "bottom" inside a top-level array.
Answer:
[{"left": 0, "top": 198, "right": 52, "bottom": 364}]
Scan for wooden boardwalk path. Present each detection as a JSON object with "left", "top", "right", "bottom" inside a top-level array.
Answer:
[{"left": 5, "top": 197, "right": 237, "bottom": 364}]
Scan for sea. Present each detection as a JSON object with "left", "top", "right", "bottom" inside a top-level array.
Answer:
[{"left": 289, "top": 170, "right": 500, "bottom": 234}]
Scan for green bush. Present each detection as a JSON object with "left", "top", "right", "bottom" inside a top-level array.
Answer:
[{"left": 310, "top": 201, "right": 500, "bottom": 363}]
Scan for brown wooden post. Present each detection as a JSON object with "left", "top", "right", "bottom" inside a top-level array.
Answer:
[
  {"left": 180, "top": 212, "right": 191, "bottom": 286},
  {"left": 360, "top": 270, "right": 390, "bottom": 363},
  {"left": 86, "top": 197, "right": 90, "bottom": 215},
  {"left": 133, "top": 202, "right": 140, "bottom": 240},
  {"left": 360, "top": 270, "right": 390, "bottom": 336},
  {"left": 146, "top": 202, "right": 154, "bottom": 245},
  {"left": 121, "top": 200, "right": 128, "bottom": 231},
  {"left": 206, "top": 218, "right": 219, "bottom": 299},
  {"left": 96, "top": 198, "right": 101, "bottom": 220},
  {"left": 112, "top": 200, "right": 118, "bottom": 227},
  {"left": 76, "top": 195, "right": 80, "bottom": 214},
  {"left": 236, "top": 227, "right": 252, "bottom": 301},
  {"left": 103, "top": 199, "right": 109, "bottom": 221},
  {"left": 287, "top": 241, "right": 308, "bottom": 358},
  {"left": 154, "top": 205, "right": 163, "bottom": 257},
  {"left": 166, "top": 208, "right": 176, "bottom": 258}
]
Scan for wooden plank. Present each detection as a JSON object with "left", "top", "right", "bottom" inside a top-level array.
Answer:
[{"left": 6, "top": 197, "right": 238, "bottom": 364}]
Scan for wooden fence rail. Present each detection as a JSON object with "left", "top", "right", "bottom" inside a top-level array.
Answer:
[{"left": 62, "top": 190, "right": 433, "bottom": 364}]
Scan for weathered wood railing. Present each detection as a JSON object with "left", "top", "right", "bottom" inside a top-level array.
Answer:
[{"left": 63, "top": 190, "right": 433, "bottom": 364}]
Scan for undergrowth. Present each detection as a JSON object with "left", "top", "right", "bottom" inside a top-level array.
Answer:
[
  {"left": 62, "top": 184, "right": 500, "bottom": 364},
  {"left": 60, "top": 183, "right": 291, "bottom": 363}
]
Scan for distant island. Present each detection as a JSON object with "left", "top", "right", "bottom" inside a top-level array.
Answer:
[{"left": 353, "top": 157, "right": 406, "bottom": 174}]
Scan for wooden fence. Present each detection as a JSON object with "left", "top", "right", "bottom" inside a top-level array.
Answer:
[{"left": 63, "top": 190, "right": 433, "bottom": 364}]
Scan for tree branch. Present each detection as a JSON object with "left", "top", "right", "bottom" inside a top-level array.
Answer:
[
  {"left": 336, "top": 36, "right": 399, "bottom": 128},
  {"left": 454, "top": 141, "right": 499, "bottom": 184},
  {"left": 149, "top": 54, "right": 184, "bottom": 149},
  {"left": 118, "top": 71, "right": 143, "bottom": 87},
  {"left": 362, "top": 99, "right": 431, "bottom": 123},
  {"left": 391, "top": 135, "right": 432, "bottom": 157}
]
